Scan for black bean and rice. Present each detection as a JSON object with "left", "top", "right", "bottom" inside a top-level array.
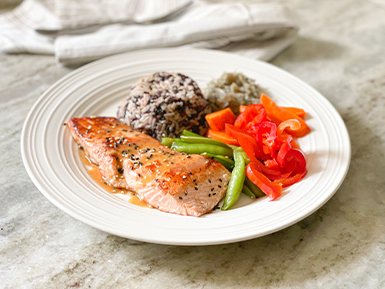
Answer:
[{"left": 117, "top": 72, "right": 212, "bottom": 140}]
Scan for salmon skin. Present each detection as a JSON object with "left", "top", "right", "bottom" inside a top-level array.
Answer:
[{"left": 67, "top": 117, "right": 231, "bottom": 217}]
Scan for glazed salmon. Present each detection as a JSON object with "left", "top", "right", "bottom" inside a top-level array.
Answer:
[{"left": 67, "top": 117, "right": 231, "bottom": 217}]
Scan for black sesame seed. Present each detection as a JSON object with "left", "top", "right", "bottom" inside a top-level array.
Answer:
[
  {"left": 114, "top": 142, "right": 117, "bottom": 148},
  {"left": 117, "top": 168, "right": 124, "bottom": 174},
  {"left": 208, "top": 194, "right": 211, "bottom": 197},
  {"left": 63, "top": 123, "right": 66, "bottom": 126},
  {"left": 193, "top": 179, "right": 196, "bottom": 182},
  {"left": 219, "top": 178, "right": 222, "bottom": 182},
  {"left": 184, "top": 191, "right": 188, "bottom": 195},
  {"left": 130, "top": 166, "right": 133, "bottom": 170},
  {"left": 208, "top": 179, "right": 211, "bottom": 183},
  {"left": 109, "top": 124, "right": 112, "bottom": 126},
  {"left": 138, "top": 174, "right": 141, "bottom": 177},
  {"left": 213, "top": 193, "right": 216, "bottom": 195},
  {"left": 195, "top": 187, "right": 198, "bottom": 190},
  {"left": 155, "top": 179, "right": 159, "bottom": 182},
  {"left": 79, "top": 146, "right": 84, "bottom": 149},
  {"left": 186, "top": 155, "right": 191, "bottom": 158},
  {"left": 179, "top": 197, "right": 182, "bottom": 200},
  {"left": 122, "top": 129, "right": 128, "bottom": 132},
  {"left": 134, "top": 145, "right": 139, "bottom": 150},
  {"left": 107, "top": 130, "right": 111, "bottom": 133},
  {"left": 211, "top": 188, "right": 214, "bottom": 191},
  {"left": 218, "top": 185, "right": 222, "bottom": 188},
  {"left": 189, "top": 171, "right": 193, "bottom": 175}
]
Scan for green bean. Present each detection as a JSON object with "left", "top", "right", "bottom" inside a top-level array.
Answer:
[
  {"left": 161, "top": 137, "right": 179, "bottom": 148},
  {"left": 221, "top": 148, "right": 246, "bottom": 210},
  {"left": 171, "top": 142, "right": 233, "bottom": 157},
  {"left": 227, "top": 145, "right": 250, "bottom": 164},
  {"left": 228, "top": 144, "right": 239, "bottom": 150},
  {"left": 181, "top": 130, "right": 229, "bottom": 148},
  {"left": 180, "top": 135, "right": 229, "bottom": 148},
  {"left": 236, "top": 149, "right": 251, "bottom": 165},
  {"left": 201, "top": 153, "right": 234, "bottom": 170},
  {"left": 242, "top": 184, "right": 256, "bottom": 199},
  {"left": 244, "top": 176, "right": 265, "bottom": 198},
  {"left": 181, "top": 130, "right": 202, "bottom": 137}
]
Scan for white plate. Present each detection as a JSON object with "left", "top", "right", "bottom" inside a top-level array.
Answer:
[{"left": 21, "top": 48, "right": 350, "bottom": 245}]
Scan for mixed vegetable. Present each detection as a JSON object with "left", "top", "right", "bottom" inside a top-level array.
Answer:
[{"left": 162, "top": 94, "right": 311, "bottom": 210}]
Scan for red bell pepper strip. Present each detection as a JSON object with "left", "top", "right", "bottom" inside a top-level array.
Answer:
[
  {"left": 282, "top": 148, "right": 307, "bottom": 175},
  {"left": 246, "top": 162, "right": 282, "bottom": 200},
  {"left": 264, "top": 159, "right": 279, "bottom": 170},
  {"left": 225, "top": 124, "right": 264, "bottom": 160},
  {"left": 278, "top": 132, "right": 301, "bottom": 150},
  {"left": 250, "top": 158, "right": 282, "bottom": 176},
  {"left": 277, "top": 136, "right": 292, "bottom": 167},
  {"left": 257, "top": 121, "right": 278, "bottom": 158},
  {"left": 234, "top": 104, "right": 266, "bottom": 130},
  {"left": 274, "top": 170, "right": 307, "bottom": 187},
  {"left": 264, "top": 170, "right": 292, "bottom": 181}
]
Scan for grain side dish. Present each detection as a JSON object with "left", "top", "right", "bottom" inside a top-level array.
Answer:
[
  {"left": 204, "top": 72, "right": 262, "bottom": 115},
  {"left": 117, "top": 72, "right": 211, "bottom": 141}
]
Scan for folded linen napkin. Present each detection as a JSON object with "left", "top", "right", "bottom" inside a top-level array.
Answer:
[{"left": 0, "top": 0, "right": 298, "bottom": 65}]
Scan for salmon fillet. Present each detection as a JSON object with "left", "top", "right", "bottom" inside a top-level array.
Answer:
[{"left": 67, "top": 117, "right": 231, "bottom": 217}]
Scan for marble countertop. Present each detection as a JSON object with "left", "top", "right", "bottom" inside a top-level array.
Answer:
[{"left": 1, "top": 0, "right": 385, "bottom": 288}]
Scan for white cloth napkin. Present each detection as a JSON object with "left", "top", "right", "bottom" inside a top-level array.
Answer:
[{"left": 0, "top": 0, "right": 298, "bottom": 65}]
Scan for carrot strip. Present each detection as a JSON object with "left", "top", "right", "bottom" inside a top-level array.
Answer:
[
  {"left": 260, "top": 94, "right": 311, "bottom": 137},
  {"left": 207, "top": 129, "right": 239, "bottom": 146},
  {"left": 282, "top": 107, "right": 306, "bottom": 119},
  {"left": 205, "top": 108, "right": 236, "bottom": 131},
  {"left": 239, "top": 105, "right": 248, "bottom": 113}
]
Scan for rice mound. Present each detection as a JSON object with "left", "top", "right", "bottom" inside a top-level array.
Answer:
[
  {"left": 204, "top": 72, "right": 262, "bottom": 115},
  {"left": 117, "top": 72, "right": 211, "bottom": 140}
]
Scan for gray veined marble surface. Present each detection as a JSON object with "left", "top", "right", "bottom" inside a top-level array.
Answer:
[{"left": 1, "top": 0, "right": 385, "bottom": 288}]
